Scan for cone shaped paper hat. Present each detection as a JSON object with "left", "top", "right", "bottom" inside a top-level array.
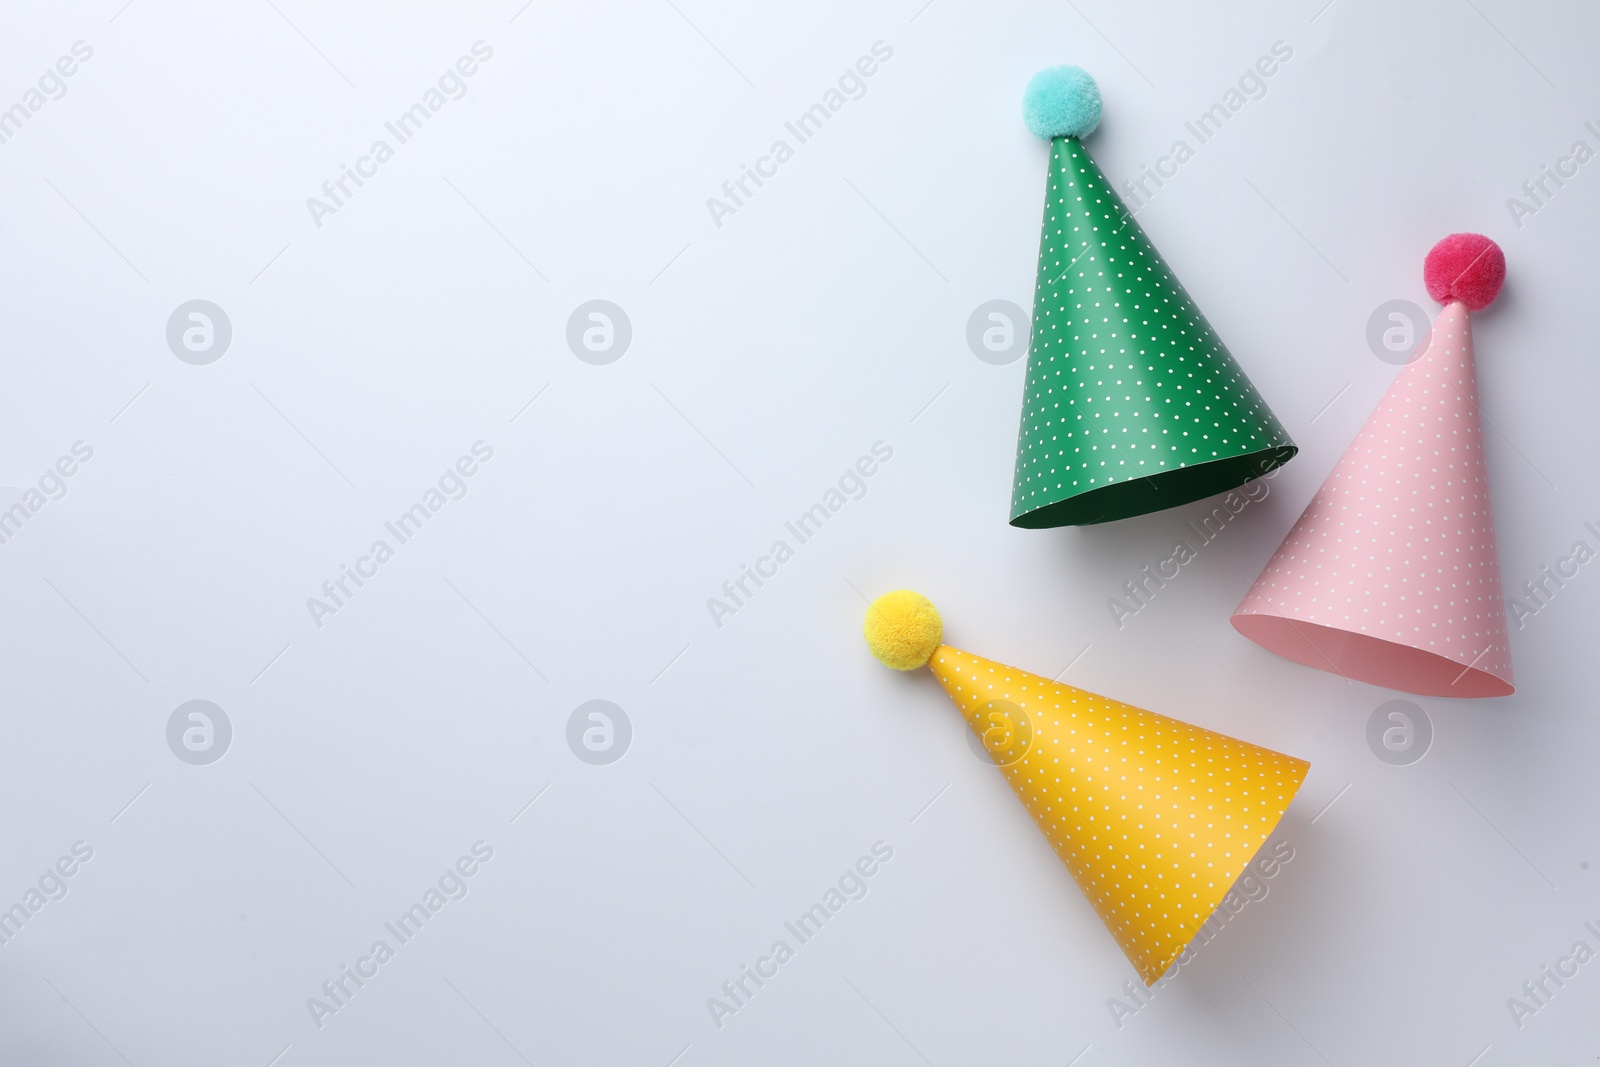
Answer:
[
  {"left": 1010, "top": 67, "right": 1296, "bottom": 527},
  {"left": 1232, "top": 235, "right": 1514, "bottom": 697},
  {"left": 863, "top": 591, "right": 1310, "bottom": 984}
]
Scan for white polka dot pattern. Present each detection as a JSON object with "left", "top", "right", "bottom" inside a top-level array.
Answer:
[
  {"left": 929, "top": 645, "right": 1309, "bottom": 984},
  {"left": 1010, "top": 136, "right": 1295, "bottom": 527},
  {"left": 1232, "top": 301, "right": 1514, "bottom": 697}
]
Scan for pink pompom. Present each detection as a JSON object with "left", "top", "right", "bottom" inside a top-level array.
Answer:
[{"left": 1423, "top": 233, "right": 1505, "bottom": 311}]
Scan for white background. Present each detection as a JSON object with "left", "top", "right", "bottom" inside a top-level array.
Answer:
[{"left": 0, "top": 0, "right": 1597, "bottom": 1063}]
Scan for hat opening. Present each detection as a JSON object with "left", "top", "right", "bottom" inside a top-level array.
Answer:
[
  {"left": 1010, "top": 445, "right": 1297, "bottom": 528},
  {"left": 1230, "top": 614, "right": 1514, "bottom": 698},
  {"left": 1137, "top": 785, "right": 1308, "bottom": 986}
]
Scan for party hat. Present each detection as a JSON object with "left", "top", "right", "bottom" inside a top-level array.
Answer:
[
  {"left": 1010, "top": 66, "right": 1296, "bottom": 528},
  {"left": 1232, "top": 234, "right": 1513, "bottom": 697},
  {"left": 863, "top": 591, "right": 1310, "bottom": 984}
]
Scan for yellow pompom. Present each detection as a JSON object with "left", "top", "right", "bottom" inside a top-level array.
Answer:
[{"left": 863, "top": 590, "right": 943, "bottom": 670}]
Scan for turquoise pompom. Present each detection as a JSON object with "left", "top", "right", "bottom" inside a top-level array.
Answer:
[{"left": 1023, "top": 66, "right": 1101, "bottom": 140}]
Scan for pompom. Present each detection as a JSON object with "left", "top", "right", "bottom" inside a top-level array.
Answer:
[
  {"left": 1423, "top": 233, "right": 1505, "bottom": 311},
  {"left": 863, "top": 591, "right": 943, "bottom": 671},
  {"left": 1023, "top": 66, "right": 1101, "bottom": 140}
]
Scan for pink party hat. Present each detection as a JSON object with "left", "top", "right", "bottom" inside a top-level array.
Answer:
[{"left": 1231, "top": 234, "right": 1513, "bottom": 698}]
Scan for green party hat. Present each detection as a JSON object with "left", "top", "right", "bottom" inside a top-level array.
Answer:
[{"left": 1010, "top": 67, "right": 1296, "bottom": 528}]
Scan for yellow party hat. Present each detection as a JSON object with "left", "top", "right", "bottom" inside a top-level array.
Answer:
[{"left": 864, "top": 590, "right": 1309, "bottom": 984}]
